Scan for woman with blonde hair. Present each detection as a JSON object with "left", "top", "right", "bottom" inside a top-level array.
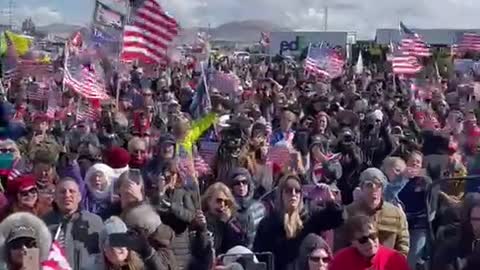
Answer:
[
  {"left": 198, "top": 182, "right": 249, "bottom": 254},
  {"left": 253, "top": 174, "right": 343, "bottom": 270}
]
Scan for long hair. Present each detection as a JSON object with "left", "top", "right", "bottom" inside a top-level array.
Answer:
[
  {"left": 105, "top": 250, "right": 144, "bottom": 270},
  {"left": 276, "top": 174, "right": 304, "bottom": 239},
  {"left": 201, "top": 182, "right": 237, "bottom": 214}
]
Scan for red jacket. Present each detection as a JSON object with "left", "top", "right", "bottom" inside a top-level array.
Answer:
[{"left": 329, "top": 246, "right": 410, "bottom": 270}]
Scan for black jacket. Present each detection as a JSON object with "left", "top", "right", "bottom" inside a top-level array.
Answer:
[{"left": 253, "top": 202, "right": 343, "bottom": 270}]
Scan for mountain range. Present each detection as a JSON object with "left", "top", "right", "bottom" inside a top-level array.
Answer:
[{"left": 36, "top": 20, "right": 291, "bottom": 42}]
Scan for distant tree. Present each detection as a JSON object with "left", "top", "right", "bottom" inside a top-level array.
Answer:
[{"left": 21, "top": 17, "right": 36, "bottom": 35}]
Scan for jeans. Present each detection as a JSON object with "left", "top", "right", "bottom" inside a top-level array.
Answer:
[{"left": 408, "top": 229, "right": 427, "bottom": 269}]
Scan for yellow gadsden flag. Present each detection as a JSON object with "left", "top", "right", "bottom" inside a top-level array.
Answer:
[{"left": 5, "top": 31, "right": 32, "bottom": 56}]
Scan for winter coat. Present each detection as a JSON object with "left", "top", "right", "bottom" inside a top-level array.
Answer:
[
  {"left": 253, "top": 201, "right": 344, "bottom": 270},
  {"left": 334, "top": 200, "right": 410, "bottom": 256},
  {"left": 82, "top": 163, "right": 115, "bottom": 220},
  {"left": 43, "top": 210, "right": 105, "bottom": 270},
  {"left": 155, "top": 187, "right": 196, "bottom": 269},
  {"left": 227, "top": 167, "right": 266, "bottom": 248},
  {"left": 0, "top": 212, "right": 52, "bottom": 269},
  {"left": 206, "top": 213, "right": 249, "bottom": 255},
  {"left": 398, "top": 175, "right": 436, "bottom": 230}
]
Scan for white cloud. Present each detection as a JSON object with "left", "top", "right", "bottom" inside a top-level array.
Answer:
[
  {"left": 157, "top": 0, "right": 480, "bottom": 39},
  {"left": 16, "top": 5, "right": 63, "bottom": 26}
]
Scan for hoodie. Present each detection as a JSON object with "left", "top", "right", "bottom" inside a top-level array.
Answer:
[
  {"left": 0, "top": 212, "right": 52, "bottom": 268},
  {"left": 228, "top": 167, "right": 266, "bottom": 248},
  {"left": 296, "top": 233, "right": 332, "bottom": 270},
  {"left": 83, "top": 163, "right": 115, "bottom": 219}
]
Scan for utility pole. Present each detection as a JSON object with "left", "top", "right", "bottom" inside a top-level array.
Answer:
[
  {"left": 8, "top": 0, "right": 13, "bottom": 30},
  {"left": 324, "top": 6, "right": 328, "bottom": 31}
]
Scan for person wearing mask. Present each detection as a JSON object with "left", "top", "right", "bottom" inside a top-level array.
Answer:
[
  {"left": 227, "top": 167, "right": 266, "bottom": 248},
  {"left": 431, "top": 194, "right": 480, "bottom": 270},
  {"left": 0, "top": 212, "right": 52, "bottom": 270},
  {"left": 83, "top": 163, "right": 115, "bottom": 220},
  {"left": 359, "top": 110, "right": 394, "bottom": 168},
  {"left": 398, "top": 151, "right": 435, "bottom": 269},
  {"left": 150, "top": 160, "right": 196, "bottom": 269},
  {"left": 335, "top": 168, "right": 409, "bottom": 256},
  {"left": 128, "top": 137, "right": 149, "bottom": 169},
  {"left": 84, "top": 216, "right": 165, "bottom": 270},
  {"left": 329, "top": 215, "right": 410, "bottom": 270},
  {"left": 43, "top": 178, "right": 105, "bottom": 270},
  {"left": 253, "top": 174, "right": 343, "bottom": 270},
  {"left": 295, "top": 233, "right": 332, "bottom": 270},
  {"left": 200, "top": 182, "right": 249, "bottom": 254}
]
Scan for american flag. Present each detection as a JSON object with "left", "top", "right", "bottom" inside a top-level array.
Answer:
[
  {"left": 46, "top": 89, "right": 59, "bottom": 119},
  {"left": 27, "top": 82, "right": 48, "bottom": 102},
  {"left": 76, "top": 101, "right": 99, "bottom": 121},
  {"left": 120, "top": 0, "right": 179, "bottom": 64},
  {"left": 454, "top": 33, "right": 480, "bottom": 55},
  {"left": 304, "top": 46, "right": 345, "bottom": 79},
  {"left": 41, "top": 241, "right": 72, "bottom": 270},
  {"left": 18, "top": 60, "right": 54, "bottom": 80},
  {"left": 64, "top": 64, "right": 109, "bottom": 100},
  {"left": 210, "top": 71, "right": 240, "bottom": 95},
  {"left": 390, "top": 42, "right": 423, "bottom": 75},
  {"left": 198, "top": 141, "right": 219, "bottom": 166},
  {"left": 260, "top": 32, "right": 270, "bottom": 47},
  {"left": 398, "top": 22, "right": 432, "bottom": 58}
]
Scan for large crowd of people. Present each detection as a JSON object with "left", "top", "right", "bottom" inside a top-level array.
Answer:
[{"left": 0, "top": 45, "right": 479, "bottom": 270}]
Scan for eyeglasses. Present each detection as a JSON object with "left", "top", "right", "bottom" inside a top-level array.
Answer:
[
  {"left": 9, "top": 238, "right": 37, "bottom": 249},
  {"left": 308, "top": 255, "right": 330, "bottom": 264},
  {"left": 0, "top": 148, "right": 16, "bottom": 154},
  {"left": 19, "top": 188, "right": 38, "bottom": 197},
  {"left": 356, "top": 232, "right": 378, "bottom": 244}
]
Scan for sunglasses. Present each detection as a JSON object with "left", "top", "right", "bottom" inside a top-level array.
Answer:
[
  {"left": 309, "top": 255, "right": 330, "bottom": 264},
  {"left": 356, "top": 232, "right": 378, "bottom": 244},
  {"left": 19, "top": 188, "right": 38, "bottom": 197},
  {"left": 233, "top": 180, "right": 248, "bottom": 186},
  {"left": 9, "top": 238, "right": 37, "bottom": 249},
  {"left": 215, "top": 198, "right": 229, "bottom": 205},
  {"left": 0, "top": 148, "right": 15, "bottom": 154}
]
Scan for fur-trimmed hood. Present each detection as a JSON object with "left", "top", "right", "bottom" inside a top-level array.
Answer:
[{"left": 0, "top": 212, "right": 52, "bottom": 265}]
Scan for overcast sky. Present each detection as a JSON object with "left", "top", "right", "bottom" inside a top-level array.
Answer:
[{"left": 1, "top": 0, "right": 480, "bottom": 38}]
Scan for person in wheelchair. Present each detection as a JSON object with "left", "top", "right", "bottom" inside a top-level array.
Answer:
[{"left": 431, "top": 194, "right": 480, "bottom": 270}]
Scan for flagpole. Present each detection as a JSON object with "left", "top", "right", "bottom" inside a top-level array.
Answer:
[
  {"left": 62, "top": 41, "right": 69, "bottom": 92},
  {"left": 304, "top": 43, "right": 312, "bottom": 78}
]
